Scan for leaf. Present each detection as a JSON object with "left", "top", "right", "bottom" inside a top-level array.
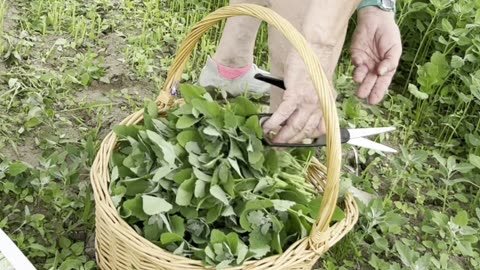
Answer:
[
  {"left": 227, "top": 158, "right": 243, "bottom": 178},
  {"left": 176, "top": 130, "right": 201, "bottom": 147},
  {"left": 171, "top": 215, "right": 185, "bottom": 237},
  {"left": 142, "top": 195, "right": 173, "bottom": 215},
  {"left": 210, "top": 185, "right": 229, "bottom": 205},
  {"left": 408, "top": 84, "right": 429, "bottom": 100},
  {"left": 203, "top": 125, "right": 222, "bottom": 137},
  {"left": 451, "top": 55, "right": 464, "bottom": 69},
  {"left": 152, "top": 165, "right": 175, "bottom": 182},
  {"left": 173, "top": 168, "right": 192, "bottom": 184},
  {"left": 240, "top": 200, "right": 274, "bottom": 231},
  {"left": 191, "top": 99, "right": 221, "bottom": 118},
  {"left": 176, "top": 178, "right": 195, "bottom": 206},
  {"left": 453, "top": 210, "right": 469, "bottom": 227},
  {"left": 206, "top": 204, "right": 223, "bottom": 224},
  {"left": 194, "top": 179, "right": 207, "bottom": 198},
  {"left": 113, "top": 125, "right": 140, "bottom": 138},
  {"left": 469, "top": 154, "right": 480, "bottom": 169},
  {"left": 8, "top": 162, "right": 29, "bottom": 176},
  {"left": 146, "top": 130, "right": 176, "bottom": 166},
  {"left": 193, "top": 167, "right": 211, "bottom": 182},
  {"left": 231, "top": 96, "right": 258, "bottom": 116},
  {"left": 179, "top": 84, "right": 206, "bottom": 103},
  {"left": 210, "top": 229, "right": 226, "bottom": 243},
  {"left": 249, "top": 229, "right": 271, "bottom": 259},
  {"left": 122, "top": 195, "right": 148, "bottom": 220},
  {"left": 176, "top": 115, "right": 201, "bottom": 129},
  {"left": 271, "top": 200, "right": 296, "bottom": 212},
  {"left": 395, "top": 242, "right": 417, "bottom": 267},
  {"left": 160, "top": 232, "right": 183, "bottom": 245}
]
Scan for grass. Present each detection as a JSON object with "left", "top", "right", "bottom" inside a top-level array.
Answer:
[{"left": 0, "top": 0, "right": 479, "bottom": 269}]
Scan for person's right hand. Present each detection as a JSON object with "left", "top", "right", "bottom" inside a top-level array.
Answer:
[{"left": 262, "top": 51, "right": 329, "bottom": 144}]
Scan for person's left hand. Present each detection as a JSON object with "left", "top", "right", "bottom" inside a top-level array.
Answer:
[{"left": 351, "top": 7, "right": 402, "bottom": 104}]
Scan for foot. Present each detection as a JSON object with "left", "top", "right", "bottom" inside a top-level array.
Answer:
[{"left": 198, "top": 56, "right": 271, "bottom": 96}]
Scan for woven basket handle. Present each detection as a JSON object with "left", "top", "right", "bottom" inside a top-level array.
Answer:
[{"left": 157, "top": 4, "right": 342, "bottom": 242}]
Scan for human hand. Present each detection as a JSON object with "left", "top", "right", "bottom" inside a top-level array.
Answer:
[
  {"left": 351, "top": 7, "right": 402, "bottom": 104},
  {"left": 262, "top": 51, "right": 333, "bottom": 144}
]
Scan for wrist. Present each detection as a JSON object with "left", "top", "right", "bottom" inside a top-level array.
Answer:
[
  {"left": 357, "top": 6, "right": 395, "bottom": 20},
  {"left": 357, "top": 0, "right": 396, "bottom": 14}
]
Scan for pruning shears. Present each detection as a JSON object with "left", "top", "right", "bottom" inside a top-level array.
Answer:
[{"left": 254, "top": 73, "right": 397, "bottom": 153}]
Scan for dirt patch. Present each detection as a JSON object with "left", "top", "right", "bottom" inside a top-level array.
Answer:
[
  {"left": 99, "top": 33, "right": 129, "bottom": 84},
  {"left": 0, "top": 138, "right": 43, "bottom": 167},
  {"left": 3, "top": 0, "right": 19, "bottom": 33}
]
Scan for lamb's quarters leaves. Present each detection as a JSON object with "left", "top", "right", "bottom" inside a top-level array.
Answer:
[
  {"left": 8, "top": 162, "right": 29, "bottom": 176},
  {"left": 203, "top": 125, "right": 222, "bottom": 137},
  {"left": 249, "top": 229, "right": 271, "bottom": 259},
  {"left": 236, "top": 240, "right": 249, "bottom": 264},
  {"left": 124, "top": 179, "right": 151, "bottom": 196},
  {"left": 185, "top": 141, "right": 202, "bottom": 154},
  {"left": 206, "top": 117, "right": 224, "bottom": 130},
  {"left": 176, "top": 115, "right": 201, "bottom": 129},
  {"left": 191, "top": 98, "right": 221, "bottom": 118},
  {"left": 180, "top": 207, "right": 198, "bottom": 219},
  {"left": 469, "top": 154, "right": 480, "bottom": 169},
  {"left": 193, "top": 167, "right": 212, "bottom": 182},
  {"left": 231, "top": 96, "right": 258, "bottom": 116},
  {"left": 171, "top": 215, "right": 186, "bottom": 237},
  {"left": 142, "top": 195, "right": 173, "bottom": 215},
  {"left": 172, "top": 103, "right": 194, "bottom": 117},
  {"left": 176, "top": 178, "right": 195, "bottom": 206},
  {"left": 173, "top": 168, "right": 192, "bottom": 185},
  {"left": 228, "top": 139, "right": 245, "bottom": 162},
  {"left": 113, "top": 125, "right": 141, "bottom": 139},
  {"left": 206, "top": 204, "right": 223, "bottom": 224},
  {"left": 210, "top": 229, "right": 227, "bottom": 244},
  {"left": 144, "top": 224, "right": 162, "bottom": 241},
  {"left": 227, "top": 158, "right": 243, "bottom": 178},
  {"left": 179, "top": 84, "right": 206, "bottom": 103},
  {"left": 160, "top": 232, "right": 184, "bottom": 245},
  {"left": 308, "top": 196, "right": 345, "bottom": 222},
  {"left": 122, "top": 195, "right": 148, "bottom": 220},
  {"left": 152, "top": 165, "right": 176, "bottom": 183},
  {"left": 408, "top": 83, "right": 429, "bottom": 100},
  {"left": 244, "top": 116, "right": 263, "bottom": 138},
  {"left": 224, "top": 109, "right": 239, "bottom": 129},
  {"left": 146, "top": 130, "right": 176, "bottom": 166},
  {"left": 205, "top": 141, "right": 223, "bottom": 157},
  {"left": 176, "top": 130, "right": 202, "bottom": 147},
  {"left": 210, "top": 185, "right": 229, "bottom": 205},
  {"left": 271, "top": 200, "right": 296, "bottom": 212},
  {"left": 240, "top": 200, "right": 274, "bottom": 231},
  {"left": 264, "top": 150, "right": 279, "bottom": 174},
  {"left": 194, "top": 179, "right": 207, "bottom": 198}
]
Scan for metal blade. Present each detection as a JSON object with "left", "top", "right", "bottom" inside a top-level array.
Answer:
[
  {"left": 347, "top": 126, "right": 396, "bottom": 139},
  {"left": 347, "top": 137, "right": 398, "bottom": 153}
]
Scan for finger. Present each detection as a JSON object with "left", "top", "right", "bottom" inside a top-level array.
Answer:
[
  {"left": 377, "top": 45, "right": 402, "bottom": 76},
  {"left": 369, "top": 71, "right": 394, "bottom": 105},
  {"left": 272, "top": 108, "right": 313, "bottom": 143},
  {"left": 353, "top": 65, "right": 369, "bottom": 83},
  {"left": 356, "top": 72, "right": 378, "bottom": 99},
  {"left": 262, "top": 99, "right": 296, "bottom": 133},
  {"left": 288, "top": 113, "right": 322, "bottom": 143},
  {"left": 351, "top": 50, "right": 367, "bottom": 67}
]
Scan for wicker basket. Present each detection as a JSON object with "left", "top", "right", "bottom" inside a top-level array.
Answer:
[{"left": 90, "top": 4, "right": 359, "bottom": 270}]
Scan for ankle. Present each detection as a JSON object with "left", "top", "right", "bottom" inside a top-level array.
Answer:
[{"left": 212, "top": 58, "right": 252, "bottom": 80}]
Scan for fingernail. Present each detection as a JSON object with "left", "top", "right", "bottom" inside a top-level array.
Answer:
[{"left": 378, "top": 67, "right": 387, "bottom": 76}]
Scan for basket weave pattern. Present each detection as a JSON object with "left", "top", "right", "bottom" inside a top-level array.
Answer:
[{"left": 90, "top": 4, "right": 359, "bottom": 270}]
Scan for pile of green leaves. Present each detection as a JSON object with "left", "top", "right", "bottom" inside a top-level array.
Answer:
[{"left": 109, "top": 85, "right": 340, "bottom": 267}]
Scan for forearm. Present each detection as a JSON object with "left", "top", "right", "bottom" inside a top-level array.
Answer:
[{"left": 295, "top": 0, "right": 362, "bottom": 78}]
